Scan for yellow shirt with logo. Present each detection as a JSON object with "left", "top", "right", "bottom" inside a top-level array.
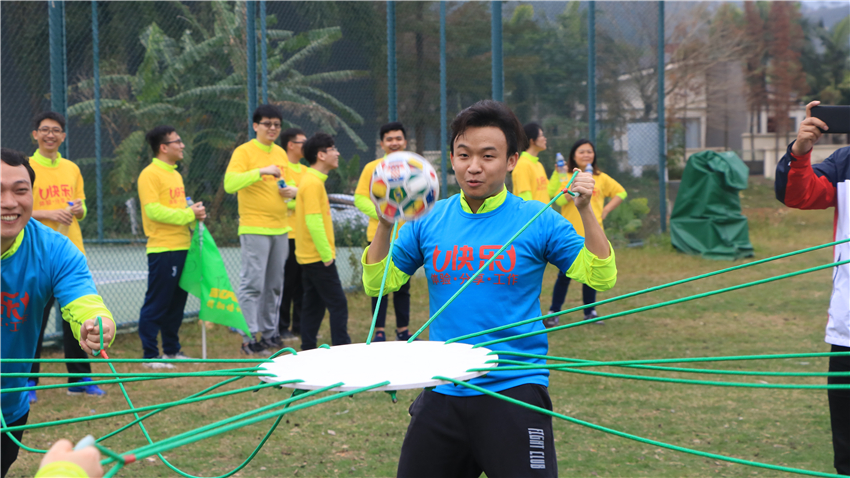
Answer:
[
  {"left": 30, "top": 150, "right": 86, "bottom": 254},
  {"left": 295, "top": 168, "right": 335, "bottom": 264},
  {"left": 138, "top": 158, "right": 192, "bottom": 252},
  {"left": 285, "top": 161, "right": 307, "bottom": 237},
  {"left": 512, "top": 152, "right": 549, "bottom": 203},
  {"left": 549, "top": 170, "right": 626, "bottom": 237},
  {"left": 354, "top": 156, "right": 404, "bottom": 242},
  {"left": 224, "top": 140, "right": 290, "bottom": 235}
]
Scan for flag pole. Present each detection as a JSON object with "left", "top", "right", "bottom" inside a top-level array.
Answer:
[{"left": 199, "top": 221, "right": 207, "bottom": 360}]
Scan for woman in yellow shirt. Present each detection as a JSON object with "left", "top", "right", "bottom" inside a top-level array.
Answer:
[{"left": 545, "top": 139, "right": 626, "bottom": 327}]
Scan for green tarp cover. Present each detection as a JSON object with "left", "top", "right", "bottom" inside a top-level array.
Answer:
[{"left": 670, "top": 150, "right": 754, "bottom": 260}]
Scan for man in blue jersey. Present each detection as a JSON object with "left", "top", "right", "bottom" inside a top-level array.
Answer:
[
  {"left": 362, "top": 100, "right": 617, "bottom": 477},
  {"left": 1, "top": 148, "right": 115, "bottom": 478}
]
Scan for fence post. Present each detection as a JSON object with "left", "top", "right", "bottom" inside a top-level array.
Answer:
[
  {"left": 260, "top": 0, "right": 268, "bottom": 104},
  {"left": 440, "top": 1, "right": 447, "bottom": 197},
  {"left": 48, "top": 0, "right": 68, "bottom": 158},
  {"left": 387, "top": 1, "right": 397, "bottom": 122},
  {"left": 657, "top": 1, "right": 667, "bottom": 232},
  {"left": 491, "top": 1, "right": 503, "bottom": 102},
  {"left": 246, "top": 1, "right": 257, "bottom": 138},
  {"left": 587, "top": 1, "right": 596, "bottom": 144},
  {"left": 92, "top": 0, "right": 103, "bottom": 241}
]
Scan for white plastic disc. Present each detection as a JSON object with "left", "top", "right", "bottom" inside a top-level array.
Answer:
[{"left": 258, "top": 341, "right": 496, "bottom": 392}]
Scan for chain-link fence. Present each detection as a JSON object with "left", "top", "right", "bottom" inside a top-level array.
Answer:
[{"left": 5, "top": 1, "right": 715, "bottom": 342}]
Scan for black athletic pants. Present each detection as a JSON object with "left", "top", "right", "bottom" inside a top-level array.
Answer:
[
  {"left": 371, "top": 279, "right": 411, "bottom": 329},
  {"left": 299, "top": 261, "right": 351, "bottom": 350},
  {"left": 398, "top": 384, "right": 558, "bottom": 477},
  {"left": 279, "top": 238, "right": 303, "bottom": 335},
  {"left": 30, "top": 297, "right": 90, "bottom": 384},
  {"left": 1, "top": 412, "right": 28, "bottom": 478},
  {"left": 830, "top": 344, "right": 850, "bottom": 475}
]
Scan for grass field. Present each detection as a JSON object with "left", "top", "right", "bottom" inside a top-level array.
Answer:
[{"left": 9, "top": 177, "right": 843, "bottom": 478}]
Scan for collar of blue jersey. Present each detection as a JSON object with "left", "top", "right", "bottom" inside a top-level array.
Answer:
[
  {"left": 519, "top": 151, "right": 539, "bottom": 163},
  {"left": 31, "top": 149, "right": 63, "bottom": 168},
  {"left": 252, "top": 139, "right": 274, "bottom": 154},
  {"left": 151, "top": 157, "right": 178, "bottom": 171},
  {"left": 459, "top": 185, "right": 507, "bottom": 214},
  {"left": 1, "top": 227, "right": 26, "bottom": 260}
]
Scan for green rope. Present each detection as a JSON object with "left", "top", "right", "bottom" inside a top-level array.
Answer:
[
  {"left": 0, "top": 375, "right": 259, "bottom": 394},
  {"left": 1, "top": 358, "right": 273, "bottom": 363},
  {"left": 475, "top": 359, "right": 850, "bottom": 390},
  {"left": 447, "top": 237, "right": 850, "bottom": 344},
  {"left": 498, "top": 350, "right": 850, "bottom": 367},
  {"left": 367, "top": 221, "right": 399, "bottom": 344},
  {"left": 474, "top": 257, "right": 850, "bottom": 348},
  {"left": 435, "top": 376, "right": 843, "bottom": 478},
  {"left": 409, "top": 177, "right": 576, "bottom": 342},
  {"left": 4, "top": 369, "right": 271, "bottom": 379}
]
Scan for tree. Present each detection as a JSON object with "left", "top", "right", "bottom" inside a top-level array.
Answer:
[{"left": 767, "top": 2, "right": 808, "bottom": 150}]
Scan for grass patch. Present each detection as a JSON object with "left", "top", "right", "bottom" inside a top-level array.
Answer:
[{"left": 10, "top": 177, "right": 840, "bottom": 477}]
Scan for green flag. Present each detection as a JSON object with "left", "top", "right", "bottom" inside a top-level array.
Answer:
[{"left": 180, "top": 225, "right": 250, "bottom": 334}]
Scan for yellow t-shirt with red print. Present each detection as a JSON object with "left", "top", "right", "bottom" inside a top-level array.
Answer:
[
  {"left": 138, "top": 158, "right": 191, "bottom": 251},
  {"left": 512, "top": 152, "right": 549, "bottom": 203},
  {"left": 30, "top": 150, "right": 86, "bottom": 254}
]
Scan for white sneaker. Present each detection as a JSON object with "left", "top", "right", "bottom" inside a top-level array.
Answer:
[
  {"left": 163, "top": 351, "right": 193, "bottom": 360},
  {"left": 143, "top": 357, "right": 176, "bottom": 369}
]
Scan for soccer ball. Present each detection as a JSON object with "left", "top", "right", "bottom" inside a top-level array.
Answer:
[{"left": 370, "top": 152, "right": 440, "bottom": 222}]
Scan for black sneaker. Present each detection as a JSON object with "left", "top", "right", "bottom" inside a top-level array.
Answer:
[
  {"left": 543, "top": 316, "right": 559, "bottom": 328},
  {"left": 241, "top": 341, "right": 271, "bottom": 356},
  {"left": 373, "top": 331, "right": 386, "bottom": 342},
  {"left": 269, "top": 335, "right": 284, "bottom": 348},
  {"left": 280, "top": 330, "right": 298, "bottom": 341},
  {"left": 259, "top": 338, "right": 278, "bottom": 353},
  {"left": 396, "top": 329, "right": 419, "bottom": 341},
  {"left": 586, "top": 311, "right": 604, "bottom": 325}
]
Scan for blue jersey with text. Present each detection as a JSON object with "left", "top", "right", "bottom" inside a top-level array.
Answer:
[
  {"left": 1, "top": 220, "right": 97, "bottom": 424},
  {"left": 392, "top": 193, "right": 585, "bottom": 396}
]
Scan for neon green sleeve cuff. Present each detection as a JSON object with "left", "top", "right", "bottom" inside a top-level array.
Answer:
[
  {"left": 616, "top": 191, "right": 628, "bottom": 200},
  {"left": 34, "top": 461, "right": 90, "bottom": 478},
  {"left": 79, "top": 200, "right": 88, "bottom": 221},
  {"left": 547, "top": 170, "right": 561, "bottom": 199},
  {"left": 145, "top": 203, "right": 195, "bottom": 226},
  {"left": 224, "top": 170, "right": 262, "bottom": 194},
  {"left": 518, "top": 191, "right": 533, "bottom": 201},
  {"left": 360, "top": 247, "right": 412, "bottom": 296},
  {"left": 305, "top": 213, "right": 333, "bottom": 262},
  {"left": 287, "top": 199, "right": 296, "bottom": 211},
  {"left": 61, "top": 294, "right": 116, "bottom": 347},
  {"left": 354, "top": 194, "right": 380, "bottom": 221},
  {"left": 565, "top": 243, "right": 617, "bottom": 292}
]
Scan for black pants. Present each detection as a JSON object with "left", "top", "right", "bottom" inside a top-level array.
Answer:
[
  {"left": 30, "top": 297, "right": 91, "bottom": 384},
  {"left": 830, "top": 344, "right": 850, "bottom": 475},
  {"left": 371, "top": 278, "right": 411, "bottom": 329},
  {"left": 138, "top": 250, "right": 189, "bottom": 359},
  {"left": 300, "top": 261, "right": 351, "bottom": 350},
  {"left": 549, "top": 273, "right": 596, "bottom": 315},
  {"left": 279, "top": 238, "right": 303, "bottom": 335},
  {"left": 398, "top": 384, "right": 558, "bottom": 478},
  {"left": 1, "top": 412, "right": 28, "bottom": 478}
]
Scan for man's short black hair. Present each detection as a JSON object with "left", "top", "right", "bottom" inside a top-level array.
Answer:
[
  {"left": 252, "top": 104, "right": 283, "bottom": 124},
  {"left": 145, "top": 125, "right": 177, "bottom": 157},
  {"left": 523, "top": 122, "right": 542, "bottom": 143},
  {"left": 1, "top": 148, "right": 36, "bottom": 184},
  {"left": 302, "top": 133, "right": 335, "bottom": 165},
  {"left": 379, "top": 122, "right": 406, "bottom": 141},
  {"left": 281, "top": 128, "right": 306, "bottom": 152},
  {"left": 32, "top": 111, "right": 66, "bottom": 132},
  {"left": 450, "top": 100, "right": 526, "bottom": 159}
]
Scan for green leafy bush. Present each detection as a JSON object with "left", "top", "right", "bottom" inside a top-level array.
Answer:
[{"left": 604, "top": 197, "right": 650, "bottom": 245}]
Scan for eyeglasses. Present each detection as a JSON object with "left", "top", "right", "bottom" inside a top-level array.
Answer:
[
  {"left": 37, "top": 127, "right": 64, "bottom": 135},
  {"left": 163, "top": 139, "right": 184, "bottom": 145},
  {"left": 258, "top": 122, "right": 282, "bottom": 129}
]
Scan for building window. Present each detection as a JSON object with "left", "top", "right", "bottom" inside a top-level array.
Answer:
[{"left": 685, "top": 118, "right": 700, "bottom": 149}]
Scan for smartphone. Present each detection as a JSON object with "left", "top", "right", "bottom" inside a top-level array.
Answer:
[{"left": 811, "top": 105, "right": 850, "bottom": 134}]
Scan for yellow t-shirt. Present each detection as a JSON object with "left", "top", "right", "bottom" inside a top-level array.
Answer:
[
  {"left": 551, "top": 170, "right": 626, "bottom": 237},
  {"left": 354, "top": 157, "right": 405, "bottom": 242},
  {"left": 286, "top": 161, "right": 307, "bottom": 237},
  {"left": 138, "top": 159, "right": 191, "bottom": 251},
  {"left": 30, "top": 151, "right": 86, "bottom": 254},
  {"left": 295, "top": 168, "right": 335, "bottom": 264},
  {"left": 225, "top": 140, "right": 290, "bottom": 233},
  {"left": 512, "top": 152, "right": 549, "bottom": 203}
]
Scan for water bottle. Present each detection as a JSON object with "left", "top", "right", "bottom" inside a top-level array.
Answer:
[
  {"left": 584, "top": 162, "right": 594, "bottom": 174},
  {"left": 277, "top": 179, "right": 287, "bottom": 189},
  {"left": 186, "top": 196, "right": 194, "bottom": 207},
  {"left": 57, "top": 201, "right": 73, "bottom": 235},
  {"left": 556, "top": 153, "right": 565, "bottom": 169}
]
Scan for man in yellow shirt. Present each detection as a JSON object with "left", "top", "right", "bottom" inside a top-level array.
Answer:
[
  {"left": 511, "top": 122, "right": 549, "bottom": 203},
  {"left": 295, "top": 132, "right": 351, "bottom": 350},
  {"left": 137, "top": 126, "right": 206, "bottom": 367},
  {"left": 224, "top": 105, "right": 297, "bottom": 355},
  {"left": 27, "top": 112, "right": 104, "bottom": 400},
  {"left": 353, "top": 122, "right": 412, "bottom": 342},
  {"left": 278, "top": 128, "right": 307, "bottom": 342}
]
